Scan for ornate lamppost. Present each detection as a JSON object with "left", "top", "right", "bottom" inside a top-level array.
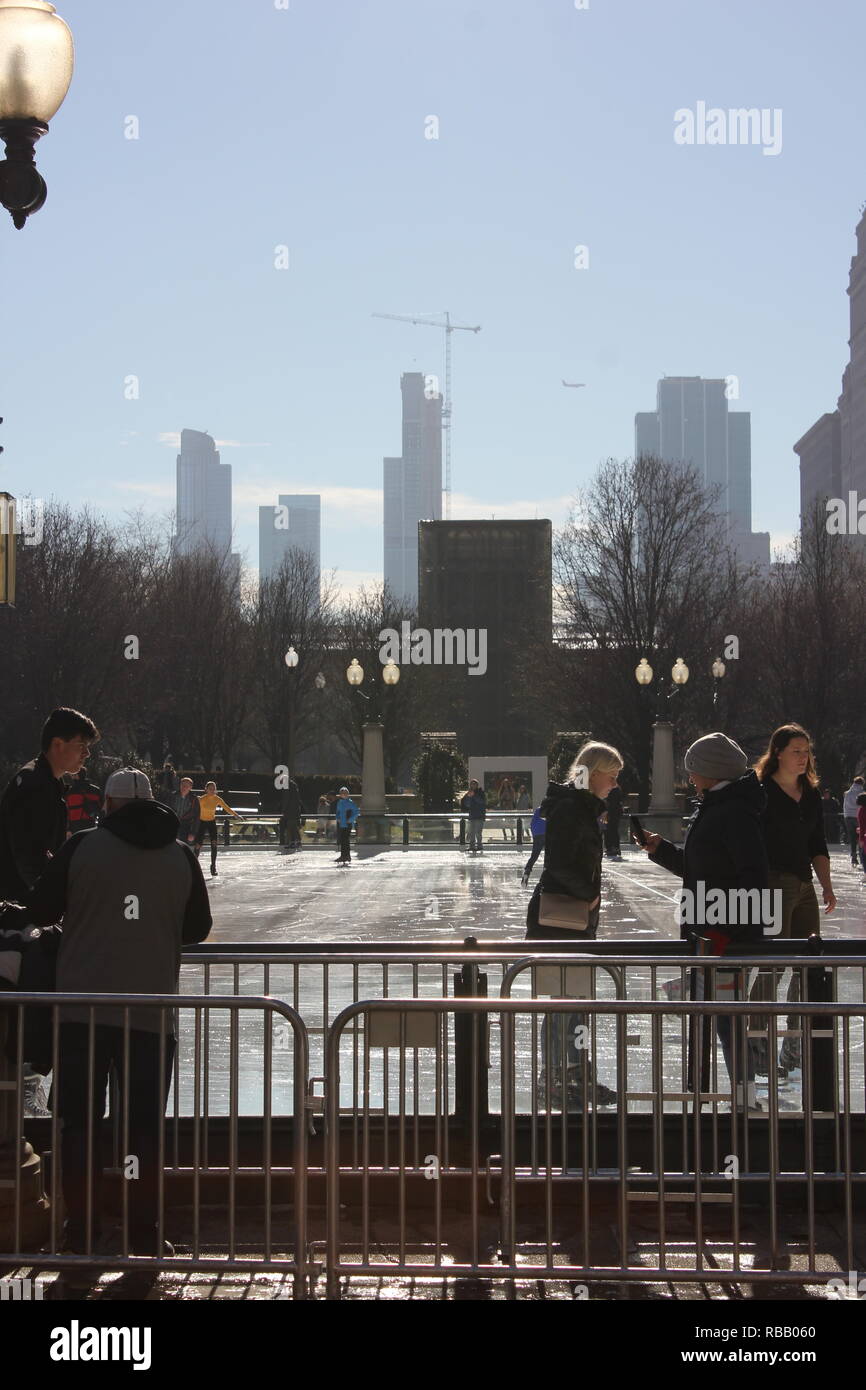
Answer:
[{"left": 0, "top": 0, "right": 75, "bottom": 229}]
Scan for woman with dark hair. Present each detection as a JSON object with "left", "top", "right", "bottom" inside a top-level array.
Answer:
[{"left": 750, "top": 723, "right": 836, "bottom": 1079}]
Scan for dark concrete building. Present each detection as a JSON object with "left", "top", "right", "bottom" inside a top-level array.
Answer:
[{"left": 418, "top": 519, "right": 552, "bottom": 756}]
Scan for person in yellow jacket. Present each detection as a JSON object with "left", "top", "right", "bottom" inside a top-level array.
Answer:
[{"left": 194, "top": 781, "right": 242, "bottom": 876}]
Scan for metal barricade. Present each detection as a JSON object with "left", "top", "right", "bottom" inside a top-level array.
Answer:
[
  {"left": 325, "top": 996, "right": 866, "bottom": 1297},
  {"left": 1, "top": 992, "right": 311, "bottom": 1297}
]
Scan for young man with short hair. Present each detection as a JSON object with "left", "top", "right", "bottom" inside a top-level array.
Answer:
[{"left": 0, "top": 707, "right": 100, "bottom": 907}]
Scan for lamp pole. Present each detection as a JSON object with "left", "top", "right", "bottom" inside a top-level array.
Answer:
[
  {"left": 346, "top": 656, "right": 400, "bottom": 843},
  {"left": 635, "top": 655, "right": 690, "bottom": 823},
  {"left": 284, "top": 645, "right": 299, "bottom": 778}
]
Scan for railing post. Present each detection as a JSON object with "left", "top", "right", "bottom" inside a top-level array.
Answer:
[
  {"left": 516, "top": 817, "right": 524, "bottom": 846},
  {"left": 459, "top": 817, "right": 466, "bottom": 846},
  {"left": 805, "top": 934, "right": 834, "bottom": 1113},
  {"left": 454, "top": 940, "right": 489, "bottom": 1128},
  {"left": 402, "top": 816, "right": 409, "bottom": 845}
]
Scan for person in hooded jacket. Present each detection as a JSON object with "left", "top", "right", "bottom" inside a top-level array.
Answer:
[
  {"left": 637, "top": 732, "right": 769, "bottom": 1106},
  {"left": 526, "top": 740, "right": 624, "bottom": 1109},
  {"left": 26, "top": 767, "right": 212, "bottom": 1258}
]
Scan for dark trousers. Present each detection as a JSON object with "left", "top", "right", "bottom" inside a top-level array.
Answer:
[
  {"left": 523, "top": 834, "right": 545, "bottom": 878},
  {"left": 846, "top": 817, "right": 859, "bottom": 863},
  {"left": 194, "top": 820, "right": 218, "bottom": 870},
  {"left": 338, "top": 825, "right": 352, "bottom": 862},
  {"left": 58, "top": 1023, "right": 175, "bottom": 1247},
  {"left": 603, "top": 815, "right": 621, "bottom": 854}
]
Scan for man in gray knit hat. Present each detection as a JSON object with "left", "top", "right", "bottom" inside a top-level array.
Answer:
[{"left": 635, "top": 731, "right": 770, "bottom": 1108}]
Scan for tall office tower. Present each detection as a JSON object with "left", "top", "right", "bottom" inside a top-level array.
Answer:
[
  {"left": 383, "top": 372, "right": 443, "bottom": 605},
  {"left": 173, "top": 428, "right": 241, "bottom": 584},
  {"left": 794, "top": 413, "right": 841, "bottom": 527},
  {"left": 636, "top": 376, "right": 769, "bottom": 568},
  {"left": 418, "top": 520, "right": 552, "bottom": 756},
  {"left": 259, "top": 494, "right": 321, "bottom": 585},
  {"left": 797, "top": 208, "right": 866, "bottom": 534}
]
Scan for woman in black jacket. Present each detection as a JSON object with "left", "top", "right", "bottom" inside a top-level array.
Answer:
[
  {"left": 639, "top": 731, "right": 770, "bottom": 1108},
  {"left": 749, "top": 723, "right": 836, "bottom": 1078},
  {"left": 526, "top": 740, "right": 624, "bottom": 1109}
]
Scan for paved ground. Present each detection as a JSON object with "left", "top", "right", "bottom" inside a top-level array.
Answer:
[{"left": 201, "top": 841, "right": 866, "bottom": 945}]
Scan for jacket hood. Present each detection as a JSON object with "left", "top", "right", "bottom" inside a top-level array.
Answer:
[
  {"left": 102, "top": 799, "right": 180, "bottom": 850},
  {"left": 694, "top": 769, "right": 765, "bottom": 814},
  {"left": 540, "top": 780, "right": 605, "bottom": 818}
]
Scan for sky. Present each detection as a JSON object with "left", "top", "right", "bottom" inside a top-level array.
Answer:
[{"left": 1, "top": 0, "right": 863, "bottom": 590}]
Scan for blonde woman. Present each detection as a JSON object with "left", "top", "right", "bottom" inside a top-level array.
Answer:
[{"left": 526, "top": 740, "right": 624, "bottom": 1108}]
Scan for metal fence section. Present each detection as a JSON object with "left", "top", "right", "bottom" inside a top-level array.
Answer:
[
  {"left": 324, "top": 996, "right": 866, "bottom": 1296},
  {"left": 178, "top": 944, "right": 866, "bottom": 1119},
  {"left": 0, "top": 993, "right": 311, "bottom": 1297}
]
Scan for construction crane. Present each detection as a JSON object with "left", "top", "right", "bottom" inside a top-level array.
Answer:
[{"left": 372, "top": 310, "right": 481, "bottom": 518}]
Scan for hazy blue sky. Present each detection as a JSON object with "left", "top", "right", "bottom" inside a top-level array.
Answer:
[{"left": 1, "top": 0, "right": 863, "bottom": 588}]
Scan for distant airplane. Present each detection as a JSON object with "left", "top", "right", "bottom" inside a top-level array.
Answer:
[{"left": 562, "top": 380, "right": 586, "bottom": 388}]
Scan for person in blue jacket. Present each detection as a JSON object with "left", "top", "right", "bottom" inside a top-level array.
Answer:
[
  {"left": 334, "top": 786, "right": 359, "bottom": 866},
  {"left": 521, "top": 804, "right": 546, "bottom": 886}
]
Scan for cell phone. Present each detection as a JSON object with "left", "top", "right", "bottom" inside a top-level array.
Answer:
[{"left": 630, "top": 815, "right": 648, "bottom": 846}]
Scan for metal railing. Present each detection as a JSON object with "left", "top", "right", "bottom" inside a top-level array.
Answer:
[
  {"left": 5, "top": 947, "right": 866, "bottom": 1298},
  {"left": 1, "top": 993, "right": 311, "bottom": 1296},
  {"left": 177, "top": 943, "right": 866, "bottom": 1117},
  {"left": 324, "top": 996, "right": 866, "bottom": 1296}
]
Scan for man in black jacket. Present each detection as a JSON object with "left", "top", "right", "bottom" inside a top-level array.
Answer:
[
  {"left": 26, "top": 767, "right": 212, "bottom": 1257},
  {"left": 639, "top": 732, "right": 769, "bottom": 1106},
  {"left": 0, "top": 707, "right": 100, "bottom": 912}
]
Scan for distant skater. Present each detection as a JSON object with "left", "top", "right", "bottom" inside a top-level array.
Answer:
[
  {"left": 334, "top": 786, "right": 359, "bottom": 866},
  {"left": 195, "top": 780, "right": 241, "bottom": 876},
  {"left": 521, "top": 804, "right": 546, "bottom": 886}
]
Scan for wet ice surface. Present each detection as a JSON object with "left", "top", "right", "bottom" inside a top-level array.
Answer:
[
  {"left": 201, "top": 842, "right": 866, "bottom": 945},
  {"left": 172, "top": 845, "right": 866, "bottom": 1116}
]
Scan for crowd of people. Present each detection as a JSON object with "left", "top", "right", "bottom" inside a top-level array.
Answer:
[
  {"left": 0, "top": 704, "right": 858, "bottom": 1258},
  {"left": 527, "top": 722, "right": 843, "bottom": 1112}
]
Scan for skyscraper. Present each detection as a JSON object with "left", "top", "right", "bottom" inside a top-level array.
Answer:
[
  {"left": 383, "top": 373, "right": 443, "bottom": 604},
  {"left": 796, "top": 208, "right": 866, "bottom": 532},
  {"left": 258, "top": 494, "right": 321, "bottom": 585},
  {"left": 173, "top": 429, "right": 241, "bottom": 582},
  {"left": 636, "top": 376, "right": 769, "bottom": 567}
]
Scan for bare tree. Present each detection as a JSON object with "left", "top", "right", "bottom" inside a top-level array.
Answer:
[{"left": 528, "top": 457, "right": 742, "bottom": 807}]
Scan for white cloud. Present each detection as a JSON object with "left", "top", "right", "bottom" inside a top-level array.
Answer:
[{"left": 156, "top": 432, "right": 271, "bottom": 448}]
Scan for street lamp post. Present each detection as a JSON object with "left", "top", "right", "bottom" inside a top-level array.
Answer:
[
  {"left": 712, "top": 656, "right": 726, "bottom": 710},
  {"left": 346, "top": 656, "right": 400, "bottom": 844},
  {"left": 284, "top": 645, "right": 298, "bottom": 777},
  {"left": 635, "top": 655, "right": 690, "bottom": 832},
  {"left": 0, "top": 0, "right": 75, "bottom": 229},
  {"left": 314, "top": 670, "right": 326, "bottom": 772}
]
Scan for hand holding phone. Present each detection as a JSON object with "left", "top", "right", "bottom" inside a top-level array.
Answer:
[{"left": 630, "top": 815, "right": 647, "bottom": 847}]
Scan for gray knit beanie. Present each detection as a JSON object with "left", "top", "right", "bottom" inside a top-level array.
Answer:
[{"left": 683, "top": 732, "right": 748, "bottom": 782}]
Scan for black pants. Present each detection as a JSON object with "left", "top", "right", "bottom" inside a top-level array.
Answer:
[
  {"left": 58, "top": 1023, "right": 175, "bottom": 1248},
  {"left": 523, "top": 834, "right": 545, "bottom": 878},
  {"left": 603, "top": 815, "right": 621, "bottom": 854},
  {"left": 338, "top": 825, "right": 352, "bottom": 861},
  {"left": 194, "top": 820, "right": 218, "bottom": 870}
]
